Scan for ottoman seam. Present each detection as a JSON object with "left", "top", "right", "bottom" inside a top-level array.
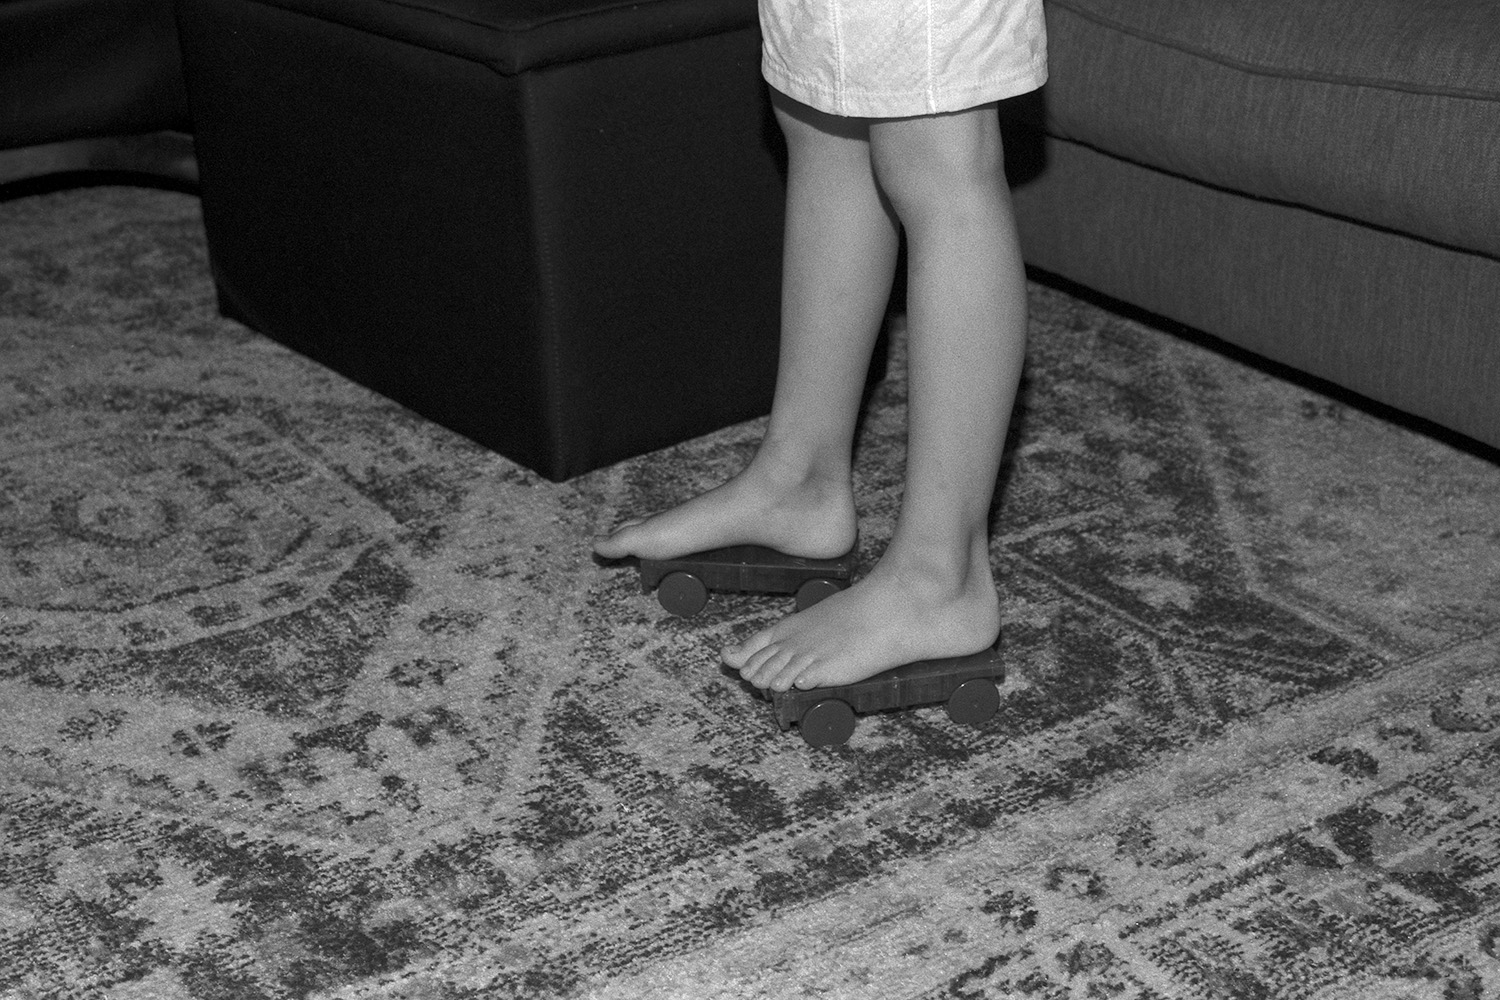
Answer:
[{"left": 516, "top": 77, "right": 572, "bottom": 472}]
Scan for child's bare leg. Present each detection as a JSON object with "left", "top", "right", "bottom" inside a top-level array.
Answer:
[
  {"left": 728, "top": 104, "right": 1025, "bottom": 691},
  {"left": 594, "top": 94, "right": 899, "bottom": 562}
]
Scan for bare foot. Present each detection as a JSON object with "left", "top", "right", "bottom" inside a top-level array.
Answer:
[
  {"left": 723, "top": 549, "right": 1000, "bottom": 692},
  {"left": 593, "top": 454, "right": 858, "bottom": 563}
]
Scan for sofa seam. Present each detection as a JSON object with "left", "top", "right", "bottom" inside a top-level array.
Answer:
[
  {"left": 1038, "top": 133, "right": 1500, "bottom": 265},
  {"left": 1047, "top": 0, "right": 1500, "bottom": 104}
]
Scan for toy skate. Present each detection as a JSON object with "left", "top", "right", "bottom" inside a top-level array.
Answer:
[
  {"left": 637, "top": 543, "right": 857, "bottom": 617},
  {"left": 766, "top": 642, "right": 1003, "bottom": 747}
]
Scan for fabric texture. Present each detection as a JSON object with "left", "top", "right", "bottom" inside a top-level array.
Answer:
[
  {"left": 0, "top": 0, "right": 190, "bottom": 150},
  {"left": 177, "top": 0, "right": 783, "bottom": 481},
  {"left": 1039, "top": 0, "right": 1500, "bottom": 258},
  {"left": 759, "top": 0, "right": 1047, "bottom": 116},
  {"left": 6, "top": 186, "right": 1500, "bottom": 999},
  {"left": 1010, "top": 135, "right": 1500, "bottom": 452}
]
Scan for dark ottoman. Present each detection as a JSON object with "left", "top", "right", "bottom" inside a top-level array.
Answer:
[{"left": 174, "top": 0, "right": 785, "bottom": 479}]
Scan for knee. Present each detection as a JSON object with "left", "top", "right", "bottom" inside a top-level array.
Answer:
[{"left": 870, "top": 110, "right": 1006, "bottom": 219}]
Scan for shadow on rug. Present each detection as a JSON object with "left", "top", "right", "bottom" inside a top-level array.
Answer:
[{"left": 3, "top": 186, "right": 1500, "bottom": 1000}]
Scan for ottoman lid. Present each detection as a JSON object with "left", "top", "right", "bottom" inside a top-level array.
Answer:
[{"left": 247, "top": 0, "right": 758, "bottom": 74}]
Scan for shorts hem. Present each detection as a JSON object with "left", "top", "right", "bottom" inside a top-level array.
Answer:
[{"left": 762, "top": 57, "right": 1047, "bottom": 118}]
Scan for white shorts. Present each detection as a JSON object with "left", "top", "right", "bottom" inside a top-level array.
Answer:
[{"left": 759, "top": 0, "right": 1048, "bottom": 118}]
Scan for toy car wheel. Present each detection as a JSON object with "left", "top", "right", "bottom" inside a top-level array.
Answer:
[
  {"left": 798, "top": 698, "right": 857, "bottom": 747},
  {"left": 945, "top": 678, "right": 1000, "bottom": 726},
  {"left": 794, "top": 577, "right": 844, "bottom": 611},
  {"left": 657, "top": 572, "right": 709, "bottom": 617}
]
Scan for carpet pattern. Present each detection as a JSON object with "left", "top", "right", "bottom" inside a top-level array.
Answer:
[{"left": 3, "top": 186, "right": 1500, "bottom": 999}]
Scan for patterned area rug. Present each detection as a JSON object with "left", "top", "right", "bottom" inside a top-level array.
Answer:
[{"left": 3, "top": 186, "right": 1500, "bottom": 1000}]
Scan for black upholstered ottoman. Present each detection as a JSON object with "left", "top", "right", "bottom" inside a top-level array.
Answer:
[{"left": 174, "top": 0, "right": 784, "bottom": 480}]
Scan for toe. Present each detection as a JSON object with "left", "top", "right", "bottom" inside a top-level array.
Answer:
[
  {"left": 723, "top": 628, "right": 773, "bottom": 671},
  {"left": 738, "top": 643, "right": 789, "bottom": 688},
  {"left": 792, "top": 660, "right": 836, "bottom": 689},
  {"left": 768, "top": 653, "right": 815, "bottom": 692}
]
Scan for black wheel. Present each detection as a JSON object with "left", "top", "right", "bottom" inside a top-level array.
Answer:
[
  {"left": 794, "top": 577, "right": 844, "bottom": 611},
  {"left": 945, "top": 678, "right": 1000, "bottom": 726},
  {"left": 798, "top": 699, "right": 857, "bottom": 747},
  {"left": 657, "top": 572, "right": 709, "bottom": 617}
]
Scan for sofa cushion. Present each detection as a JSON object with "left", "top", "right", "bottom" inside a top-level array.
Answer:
[
  {"left": 1040, "top": 0, "right": 1500, "bottom": 259},
  {"left": 0, "top": 0, "right": 190, "bottom": 149}
]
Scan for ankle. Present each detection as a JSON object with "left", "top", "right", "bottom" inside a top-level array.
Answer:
[
  {"left": 748, "top": 439, "right": 851, "bottom": 499},
  {"left": 879, "top": 533, "right": 995, "bottom": 595}
]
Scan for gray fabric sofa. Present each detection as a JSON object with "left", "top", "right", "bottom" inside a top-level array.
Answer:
[
  {"left": 0, "top": 0, "right": 194, "bottom": 186},
  {"left": 1010, "top": 0, "right": 1500, "bottom": 453}
]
